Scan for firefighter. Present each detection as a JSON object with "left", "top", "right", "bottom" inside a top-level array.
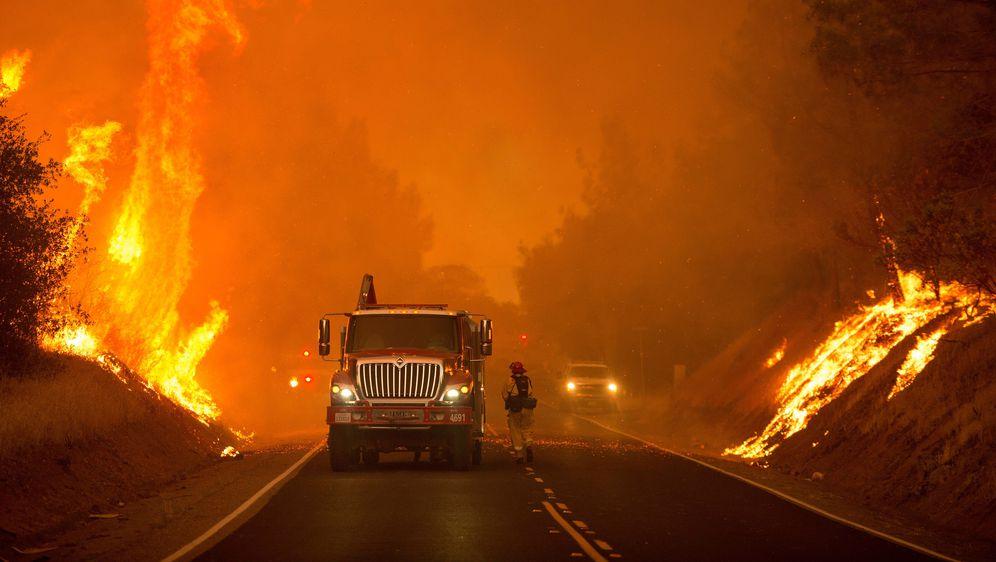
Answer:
[{"left": 503, "top": 361, "right": 537, "bottom": 463}]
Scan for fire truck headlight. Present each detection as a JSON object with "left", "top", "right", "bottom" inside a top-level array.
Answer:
[
  {"left": 445, "top": 388, "right": 460, "bottom": 400},
  {"left": 331, "top": 384, "right": 341, "bottom": 394},
  {"left": 460, "top": 385, "right": 470, "bottom": 394},
  {"left": 340, "top": 388, "right": 354, "bottom": 400},
  {"left": 566, "top": 381, "right": 576, "bottom": 392},
  {"left": 608, "top": 383, "right": 618, "bottom": 393}
]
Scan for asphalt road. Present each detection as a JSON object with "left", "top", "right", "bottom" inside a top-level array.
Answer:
[{"left": 199, "top": 410, "right": 934, "bottom": 562}]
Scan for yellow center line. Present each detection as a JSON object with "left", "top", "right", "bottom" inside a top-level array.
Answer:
[{"left": 542, "top": 501, "right": 609, "bottom": 562}]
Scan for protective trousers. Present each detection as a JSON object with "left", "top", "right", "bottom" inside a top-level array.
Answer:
[{"left": 507, "top": 409, "right": 534, "bottom": 457}]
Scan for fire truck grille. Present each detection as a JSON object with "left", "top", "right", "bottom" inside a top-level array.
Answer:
[{"left": 357, "top": 361, "right": 443, "bottom": 400}]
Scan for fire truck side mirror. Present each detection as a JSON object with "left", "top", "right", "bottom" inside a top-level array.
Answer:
[
  {"left": 318, "top": 318, "right": 331, "bottom": 356},
  {"left": 339, "top": 326, "right": 347, "bottom": 354},
  {"left": 480, "top": 319, "right": 493, "bottom": 356}
]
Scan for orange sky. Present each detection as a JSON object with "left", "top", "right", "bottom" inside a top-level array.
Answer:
[{"left": 2, "top": 0, "right": 745, "bottom": 302}]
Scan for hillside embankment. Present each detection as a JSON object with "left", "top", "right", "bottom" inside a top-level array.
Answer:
[
  {"left": 0, "top": 354, "right": 240, "bottom": 548},
  {"left": 622, "top": 294, "right": 996, "bottom": 544}
]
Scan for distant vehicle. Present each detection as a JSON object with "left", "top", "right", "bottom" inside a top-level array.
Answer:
[
  {"left": 318, "top": 274, "right": 493, "bottom": 471},
  {"left": 560, "top": 362, "right": 620, "bottom": 412}
]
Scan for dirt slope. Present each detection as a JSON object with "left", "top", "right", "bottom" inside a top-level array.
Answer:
[
  {"left": 771, "top": 317, "right": 996, "bottom": 540},
  {"left": 0, "top": 354, "right": 238, "bottom": 544}
]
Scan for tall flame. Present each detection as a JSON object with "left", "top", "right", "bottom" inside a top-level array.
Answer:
[
  {"left": 98, "top": 0, "right": 242, "bottom": 422},
  {"left": 0, "top": 49, "right": 31, "bottom": 97},
  {"left": 726, "top": 271, "right": 993, "bottom": 459},
  {"left": 59, "top": 121, "right": 123, "bottom": 259},
  {"left": 43, "top": 0, "right": 244, "bottom": 425}
]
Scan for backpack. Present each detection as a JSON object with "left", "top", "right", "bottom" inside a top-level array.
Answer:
[{"left": 506, "top": 374, "right": 537, "bottom": 412}]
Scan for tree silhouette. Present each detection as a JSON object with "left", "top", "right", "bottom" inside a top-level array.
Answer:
[{"left": 0, "top": 101, "right": 78, "bottom": 374}]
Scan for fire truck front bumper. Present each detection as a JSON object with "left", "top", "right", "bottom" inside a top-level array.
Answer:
[{"left": 327, "top": 405, "right": 473, "bottom": 426}]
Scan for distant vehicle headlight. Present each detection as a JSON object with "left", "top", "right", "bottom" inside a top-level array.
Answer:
[
  {"left": 608, "top": 383, "right": 618, "bottom": 393},
  {"left": 566, "top": 381, "right": 576, "bottom": 391}
]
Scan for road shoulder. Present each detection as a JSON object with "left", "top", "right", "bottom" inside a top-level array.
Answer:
[
  {"left": 576, "top": 413, "right": 995, "bottom": 562},
  {"left": 16, "top": 436, "right": 323, "bottom": 562}
]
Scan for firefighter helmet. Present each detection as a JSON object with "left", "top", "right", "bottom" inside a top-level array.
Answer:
[{"left": 509, "top": 361, "right": 527, "bottom": 374}]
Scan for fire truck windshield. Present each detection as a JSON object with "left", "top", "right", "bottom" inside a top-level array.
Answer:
[{"left": 347, "top": 315, "right": 459, "bottom": 353}]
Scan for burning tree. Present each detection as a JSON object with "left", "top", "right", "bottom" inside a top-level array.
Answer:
[{"left": 0, "top": 101, "right": 81, "bottom": 374}]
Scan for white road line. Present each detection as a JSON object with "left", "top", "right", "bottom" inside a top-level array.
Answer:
[
  {"left": 594, "top": 539, "right": 614, "bottom": 551},
  {"left": 543, "top": 487, "right": 555, "bottom": 495},
  {"left": 574, "top": 415, "right": 959, "bottom": 562},
  {"left": 161, "top": 440, "right": 325, "bottom": 562},
  {"left": 485, "top": 422, "right": 500, "bottom": 437},
  {"left": 535, "top": 477, "right": 545, "bottom": 483},
  {"left": 573, "top": 520, "right": 589, "bottom": 530},
  {"left": 556, "top": 502, "right": 570, "bottom": 511},
  {"left": 542, "top": 501, "right": 609, "bottom": 562}
]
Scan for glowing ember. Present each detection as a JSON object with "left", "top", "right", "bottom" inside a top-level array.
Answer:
[
  {"left": 0, "top": 49, "right": 31, "bottom": 97},
  {"left": 764, "top": 338, "right": 787, "bottom": 368},
  {"left": 888, "top": 325, "right": 948, "bottom": 400},
  {"left": 289, "top": 377, "right": 300, "bottom": 389},
  {"left": 726, "top": 271, "right": 993, "bottom": 459},
  {"left": 220, "top": 445, "right": 240, "bottom": 458}
]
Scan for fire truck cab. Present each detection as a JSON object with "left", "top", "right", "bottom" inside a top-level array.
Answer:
[{"left": 318, "top": 275, "right": 493, "bottom": 471}]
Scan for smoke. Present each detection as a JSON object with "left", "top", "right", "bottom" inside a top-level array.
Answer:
[{"left": 4, "top": 0, "right": 862, "bottom": 435}]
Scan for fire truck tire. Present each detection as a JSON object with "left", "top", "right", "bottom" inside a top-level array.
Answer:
[
  {"left": 329, "top": 427, "right": 358, "bottom": 471},
  {"left": 472, "top": 439, "right": 482, "bottom": 465},
  {"left": 450, "top": 427, "right": 472, "bottom": 471},
  {"left": 362, "top": 449, "right": 379, "bottom": 465}
]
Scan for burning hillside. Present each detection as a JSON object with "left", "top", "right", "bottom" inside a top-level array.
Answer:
[
  {"left": 621, "top": 272, "right": 996, "bottom": 542},
  {"left": 726, "top": 271, "right": 993, "bottom": 458}
]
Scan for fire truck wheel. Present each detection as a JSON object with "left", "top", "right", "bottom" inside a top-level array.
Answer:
[
  {"left": 472, "top": 439, "right": 482, "bottom": 465},
  {"left": 329, "top": 427, "right": 358, "bottom": 471},
  {"left": 450, "top": 427, "right": 472, "bottom": 471},
  {"left": 362, "top": 449, "right": 379, "bottom": 465}
]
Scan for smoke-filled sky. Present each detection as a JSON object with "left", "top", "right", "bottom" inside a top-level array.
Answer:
[
  {"left": 2, "top": 0, "right": 745, "bottom": 302},
  {"left": 2, "top": 0, "right": 760, "bottom": 432}
]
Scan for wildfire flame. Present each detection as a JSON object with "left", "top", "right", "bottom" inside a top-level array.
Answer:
[
  {"left": 0, "top": 49, "right": 31, "bottom": 97},
  {"left": 726, "top": 271, "right": 993, "bottom": 459},
  {"left": 764, "top": 338, "right": 787, "bottom": 368},
  {"left": 42, "top": 325, "right": 99, "bottom": 357},
  {"left": 888, "top": 324, "right": 948, "bottom": 400},
  {"left": 41, "top": 0, "right": 245, "bottom": 425},
  {"left": 59, "top": 121, "right": 123, "bottom": 260}
]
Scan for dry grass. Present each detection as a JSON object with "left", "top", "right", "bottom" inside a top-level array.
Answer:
[{"left": 0, "top": 355, "right": 148, "bottom": 456}]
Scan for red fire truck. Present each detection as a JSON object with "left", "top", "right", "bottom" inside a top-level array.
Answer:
[{"left": 318, "top": 275, "right": 493, "bottom": 471}]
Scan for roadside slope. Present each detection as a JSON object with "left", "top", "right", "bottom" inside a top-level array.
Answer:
[
  {"left": 623, "top": 294, "right": 996, "bottom": 544},
  {"left": 0, "top": 354, "right": 238, "bottom": 544}
]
